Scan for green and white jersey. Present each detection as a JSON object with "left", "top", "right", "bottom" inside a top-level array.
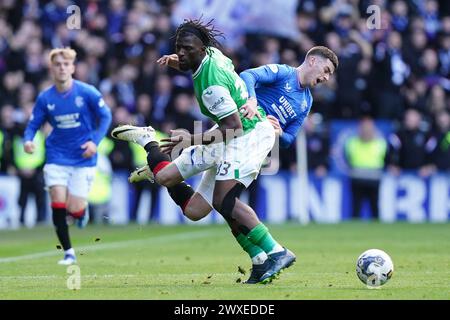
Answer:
[{"left": 192, "top": 47, "right": 266, "bottom": 133}]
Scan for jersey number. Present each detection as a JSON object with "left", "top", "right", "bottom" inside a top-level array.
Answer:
[{"left": 216, "top": 161, "right": 231, "bottom": 176}]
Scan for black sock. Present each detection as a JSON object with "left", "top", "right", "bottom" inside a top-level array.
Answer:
[
  {"left": 167, "top": 182, "right": 195, "bottom": 210},
  {"left": 145, "top": 141, "right": 193, "bottom": 209},
  {"left": 144, "top": 141, "right": 171, "bottom": 171},
  {"left": 52, "top": 208, "right": 72, "bottom": 250}
]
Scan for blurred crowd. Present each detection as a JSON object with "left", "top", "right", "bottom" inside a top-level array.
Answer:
[{"left": 0, "top": 0, "right": 449, "bottom": 223}]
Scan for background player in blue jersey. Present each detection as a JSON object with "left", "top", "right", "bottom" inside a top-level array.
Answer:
[
  {"left": 23, "top": 48, "right": 112, "bottom": 265},
  {"left": 131, "top": 45, "right": 338, "bottom": 283}
]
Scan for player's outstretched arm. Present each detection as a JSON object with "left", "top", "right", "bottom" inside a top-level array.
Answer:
[
  {"left": 240, "top": 64, "right": 287, "bottom": 99},
  {"left": 156, "top": 54, "right": 180, "bottom": 71},
  {"left": 160, "top": 113, "right": 243, "bottom": 152}
]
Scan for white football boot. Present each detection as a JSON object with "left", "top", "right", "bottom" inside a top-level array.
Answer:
[
  {"left": 129, "top": 165, "right": 155, "bottom": 183},
  {"left": 111, "top": 125, "right": 156, "bottom": 147},
  {"left": 57, "top": 254, "right": 77, "bottom": 265}
]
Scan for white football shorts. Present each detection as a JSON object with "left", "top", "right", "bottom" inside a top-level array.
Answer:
[
  {"left": 173, "top": 120, "right": 275, "bottom": 206},
  {"left": 43, "top": 163, "right": 96, "bottom": 199}
]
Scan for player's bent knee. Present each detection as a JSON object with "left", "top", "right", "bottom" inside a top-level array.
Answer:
[
  {"left": 184, "top": 204, "right": 211, "bottom": 221},
  {"left": 155, "top": 172, "right": 173, "bottom": 187},
  {"left": 155, "top": 166, "right": 183, "bottom": 188},
  {"left": 155, "top": 169, "right": 179, "bottom": 187},
  {"left": 213, "top": 184, "right": 245, "bottom": 219},
  {"left": 183, "top": 208, "right": 203, "bottom": 221}
]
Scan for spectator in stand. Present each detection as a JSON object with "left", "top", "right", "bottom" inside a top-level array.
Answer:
[
  {"left": 386, "top": 108, "right": 432, "bottom": 176},
  {"left": 305, "top": 113, "right": 330, "bottom": 177},
  {"left": 425, "top": 110, "right": 450, "bottom": 172},
  {"left": 372, "top": 31, "right": 410, "bottom": 119},
  {"left": 345, "top": 117, "right": 387, "bottom": 220},
  {"left": 12, "top": 103, "right": 47, "bottom": 226}
]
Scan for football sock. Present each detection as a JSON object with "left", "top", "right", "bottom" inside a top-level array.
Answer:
[
  {"left": 144, "top": 141, "right": 171, "bottom": 174},
  {"left": 136, "top": 133, "right": 153, "bottom": 148},
  {"left": 236, "top": 233, "right": 267, "bottom": 264},
  {"left": 51, "top": 203, "right": 72, "bottom": 251},
  {"left": 143, "top": 141, "right": 195, "bottom": 210},
  {"left": 65, "top": 248, "right": 75, "bottom": 257},
  {"left": 68, "top": 208, "right": 85, "bottom": 219},
  {"left": 247, "top": 223, "right": 283, "bottom": 255},
  {"left": 168, "top": 182, "right": 195, "bottom": 211}
]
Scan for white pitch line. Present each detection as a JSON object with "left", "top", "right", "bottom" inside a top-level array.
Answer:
[
  {"left": 0, "top": 273, "right": 239, "bottom": 280},
  {"left": 0, "top": 229, "right": 215, "bottom": 264},
  {"left": 0, "top": 274, "right": 138, "bottom": 279}
]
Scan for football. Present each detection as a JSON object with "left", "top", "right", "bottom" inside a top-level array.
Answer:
[{"left": 356, "top": 249, "right": 394, "bottom": 288}]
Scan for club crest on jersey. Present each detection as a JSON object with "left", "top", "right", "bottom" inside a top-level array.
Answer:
[
  {"left": 284, "top": 82, "right": 292, "bottom": 92},
  {"left": 268, "top": 64, "right": 278, "bottom": 73},
  {"left": 301, "top": 99, "right": 308, "bottom": 111},
  {"left": 47, "top": 103, "right": 55, "bottom": 111},
  {"left": 98, "top": 98, "right": 105, "bottom": 107},
  {"left": 75, "top": 96, "right": 84, "bottom": 108}
]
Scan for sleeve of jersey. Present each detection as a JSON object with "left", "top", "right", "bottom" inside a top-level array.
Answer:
[
  {"left": 88, "top": 86, "right": 112, "bottom": 145},
  {"left": 24, "top": 94, "right": 47, "bottom": 142},
  {"left": 280, "top": 118, "right": 303, "bottom": 148},
  {"left": 239, "top": 64, "right": 289, "bottom": 98},
  {"left": 201, "top": 85, "right": 238, "bottom": 120}
]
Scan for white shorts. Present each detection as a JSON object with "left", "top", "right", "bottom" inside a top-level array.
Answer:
[
  {"left": 174, "top": 120, "right": 275, "bottom": 205},
  {"left": 43, "top": 163, "right": 96, "bottom": 199}
]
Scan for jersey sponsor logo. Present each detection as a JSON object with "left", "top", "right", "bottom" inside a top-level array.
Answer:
[
  {"left": 47, "top": 103, "right": 55, "bottom": 111},
  {"left": 268, "top": 64, "right": 278, "bottom": 73},
  {"left": 54, "top": 113, "right": 81, "bottom": 129},
  {"left": 284, "top": 82, "right": 292, "bottom": 92},
  {"left": 209, "top": 96, "right": 225, "bottom": 111},
  {"left": 279, "top": 96, "right": 297, "bottom": 118},
  {"left": 75, "top": 96, "right": 84, "bottom": 108},
  {"left": 271, "top": 103, "right": 287, "bottom": 124}
]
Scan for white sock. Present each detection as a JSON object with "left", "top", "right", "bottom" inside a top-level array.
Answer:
[
  {"left": 65, "top": 248, "right": 75, "bottom": 256},
  {"left": 135, "top": 127, "right": 154, "bottom": 147},
  {"left": 252, "top": 252, "right": 268, "bottom": 265},
  {"left": 267, "top": 244, "right": 284, "bottom": 255},
  {"left": 137, "top": 135, "right": 153, "bottom": 147}
]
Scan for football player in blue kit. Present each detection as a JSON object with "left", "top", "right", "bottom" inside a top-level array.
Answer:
[
  {"left": 127, "top": 45, "right": 338, "bottom": 283},
  {"left": 24, "top": 48, "right": 112, "bottom": 265}
]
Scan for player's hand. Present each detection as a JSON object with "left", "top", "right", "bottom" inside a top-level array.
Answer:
[
  {"left": 239, "top": 97, "right": 262, "bottom": 120},
  {"left": 24, "top": 141, "right": 35, "bottom": 154},
  {"left": 267, "top": 115, "right": 283, "bottom": 136},
  {"left": 81, "top": 141, "right": 97, "bottom": 158},
  {"left": 160, "top": 129, "right": 191, "bottom": 154},
  {"left": 156, "top": 54, "right": 180, "bottom": 70}
]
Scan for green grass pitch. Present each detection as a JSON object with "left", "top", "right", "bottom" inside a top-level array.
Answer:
[{"left": 0, "top": 222, "right": 448, "bottom": 299}]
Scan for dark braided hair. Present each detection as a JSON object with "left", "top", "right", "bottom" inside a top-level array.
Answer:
[{"left": 175, "top": 17, "right": 224, "bottom": 48}]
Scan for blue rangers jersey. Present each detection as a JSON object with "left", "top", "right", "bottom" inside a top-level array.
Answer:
[
  {"left": 240, "top": 64, "right": 313, "bottom": 148},
  {"left": 24, "top": 80, "right": 112, "bottom": 167}
]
